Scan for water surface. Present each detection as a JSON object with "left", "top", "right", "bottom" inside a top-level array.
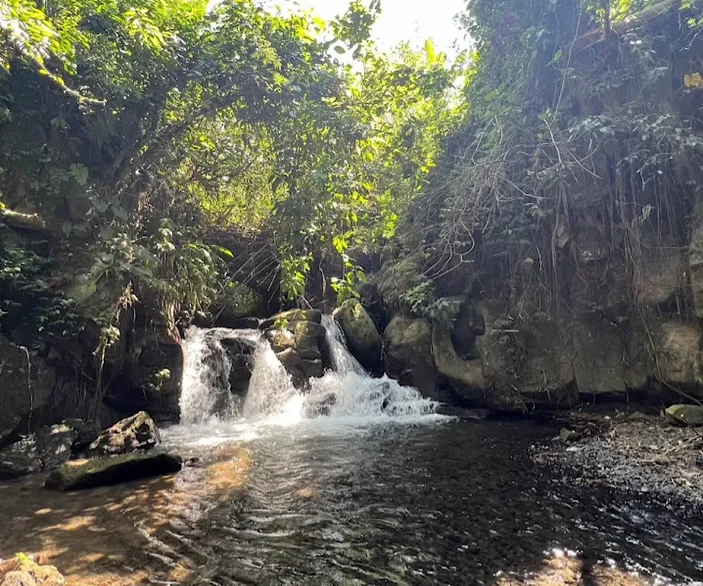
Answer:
[{"left": 163, "top": 418, "right": 703, "bottom": 586}]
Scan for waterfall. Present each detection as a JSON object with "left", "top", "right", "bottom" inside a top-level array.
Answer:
[
  {"left": 180, "top": 327, "right": 259, "bottom": 424},
  {"left": 243, "top": 341, "right": 298, "bottom": 419},
  {"left": 321, "top": 315, "right": 366, "bottom": 376},
  {"left": 179, "top": 316, "right": 438, "bottom": 426}
]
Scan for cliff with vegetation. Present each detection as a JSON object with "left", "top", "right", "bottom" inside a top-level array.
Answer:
[{"left": 1, "top": 0, "right": 703, "bottom": 439}]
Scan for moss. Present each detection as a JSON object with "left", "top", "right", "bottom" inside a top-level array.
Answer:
[{"left": 45, "top": 452, "right": 182, "bottom": 491}]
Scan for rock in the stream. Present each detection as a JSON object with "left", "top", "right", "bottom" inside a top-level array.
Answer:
[
  {"left": 34, "top": 424, "right": 73, "bottom": 470},
  {"left": 559, "top": 428, "right": 582, "bottom": 443},
  {"left": 292, "top": 321, "right": 325, "bottom": 361},
  {"left": 88, "top": 411, "right": 161, "bottom": 456},
  {"left": 45, "top": 452, "right": 182, "bottom": 491},
  {"left": 664, "top": 404, "right": 703, "bottom": 426},
  {"left": 333, "top": 300, "right": 382, "bottom": 371},
  {"left": 265, "top": 328, "right": 297, "bottom": 353}
]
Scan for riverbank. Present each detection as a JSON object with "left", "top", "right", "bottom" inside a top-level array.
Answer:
[{"left": 537, "top": 409, "right": 703, "bottom": 507}]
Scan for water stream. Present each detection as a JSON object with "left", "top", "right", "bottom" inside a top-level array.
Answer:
[{"left": 151, "top": 320, "right": 703, "bottom": 584}]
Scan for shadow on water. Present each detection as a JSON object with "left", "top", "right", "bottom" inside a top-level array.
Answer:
[{"left": 0, "top": 442, "right": 252, "bottom": 586}]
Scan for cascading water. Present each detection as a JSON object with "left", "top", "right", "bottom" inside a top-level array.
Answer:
[
  {"left": 321, "top": 314, "right": 366, "bottom": 376},
  {"left": 180, "top": 327, "right": 260, "bottom": 424},
  {"left": 178, "top": 315, "right": 438, "bottom": 428},
  {"left": 242, "top": 341, "right": 298, "bottom": 419}
]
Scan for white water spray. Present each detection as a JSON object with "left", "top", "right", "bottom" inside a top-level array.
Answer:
[
  {"left": 321, "top": 315, "right": 366, "bottom": 376},
  {"left": 180, "top": 327, "right": 259, "bottom": 424},
  {"left": 178, "top": 316, "right": 438, "bottom": 429}
]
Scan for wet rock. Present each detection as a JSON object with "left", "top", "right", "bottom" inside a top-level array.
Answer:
[
  {"left": 265, "top": 328, "right": 297, "bottom": 353},
  {"left": 451, "top": 299, "right": 485, "bottom": 360},
  {"left": 384, "top": 316, "right": 437, "bottom": 398},
  {"left": 276, "top": 348, "right": 303, "bottom": 371},
  {"left": 433, "top": 320, "right": 486, "bottom": 396},
  {"left": 260, "top": 309, "right": 322, "bottom": 330},
  {"left": 292, "top": 321, "right": 325, "bottom": 361},
  {"left": 192, "top": 311, "right": 211, "bottom": 327},
  {"left": 228, "top": 355, "right": 254, "bottom": 394},
  {"left": 88, "top": 411, "right": 161, "bottom": 456},
  {"left": 559, "top": 428, "right": 581, "bottom": 443},
  {"left": 220, "top": 336, "right": 257, "bottom": 353},
  {"left": 333, "top": 299, "right": 382, "bottom": 371},
  {"left": 45, "top": 452, "right": 182, "bottom": 491},
  {"left": 215, "top": 316, "right": 261, "bottom": 330},
  {"left": 275, "top": 349, "right": 306, "bottom": 388},
  {"left": 664, "top": 404, "right": 703, "bottom": 426},
  {"left": 0, "top": 423, "right": 74, "bottom": 479},
  {"left": 436, "top": 406, "right": 489, "bottom": 419},
  {"left": 300, "top": 359, "right": 324, "bottom": 379}
]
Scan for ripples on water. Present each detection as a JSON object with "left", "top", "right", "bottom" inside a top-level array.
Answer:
[{"left": 162, "top": 419, "right": 703, "bottom": 586}]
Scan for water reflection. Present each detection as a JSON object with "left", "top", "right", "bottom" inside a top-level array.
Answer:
[{"left": 165, "top": 420, "right": 703, "bottom": 586}]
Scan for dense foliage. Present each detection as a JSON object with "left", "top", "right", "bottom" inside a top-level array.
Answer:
[
  {"left": 0, "top": 0, "right": 462, "bottom": 349},
  {"left": 390, "top": 0, "right": 703, "bottom": 324}
]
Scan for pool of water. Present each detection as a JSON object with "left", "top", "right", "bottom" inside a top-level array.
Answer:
[{"left": 160, "top": 418, "right": 703, "bottom": 586}]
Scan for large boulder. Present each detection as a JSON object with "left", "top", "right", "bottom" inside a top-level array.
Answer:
[
  {"left": 384, "top": 316, "right": 437, "bottom": 398},
  {"left": 45, "top": 452, "right": 182, "bottom": 491},
  {"left": 0, "top": 436, "right": 42, "bottom": 480},
  {"left": 451, "top": 300, "right": 486, "bottom": 360},
  {"left": 0, "top": 337, "right": 56, "bottom": 445},
  {"left": 265, "top": 328, "right": 297, "bottom": 353},
  {"left": 292, "top": 321, "right": 325, "bottom": 361},
  {"left": 262, "top": 317, "right": 326, "bottom": 387},
  {"left": 88, "top": 411, "right": 160, "bottom": 457},
  {"left": 62, "top": 418, "right": 101, "bottom": 452},
  {"left": 333, "top": 300, "right": 382, "bottom": 372}
]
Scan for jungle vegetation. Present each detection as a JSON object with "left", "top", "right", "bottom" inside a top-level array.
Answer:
[{"left": 0, "top": 0, "right": 701, "bottom": 352}]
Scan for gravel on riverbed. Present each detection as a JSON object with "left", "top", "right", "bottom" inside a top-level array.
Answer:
[{"left": 535, "top": 410, "right": 703, "bottom": 507}]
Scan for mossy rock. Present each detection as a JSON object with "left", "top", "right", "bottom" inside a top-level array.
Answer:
[
  {"left": 664, "top": 404, "right": 703, "bottom": 427},
  {"left": 45, "top": 452, "right": 182, "bottom": 491},
  {"left": 333, "top": 299, "right": 382, "bottom": 372}
]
